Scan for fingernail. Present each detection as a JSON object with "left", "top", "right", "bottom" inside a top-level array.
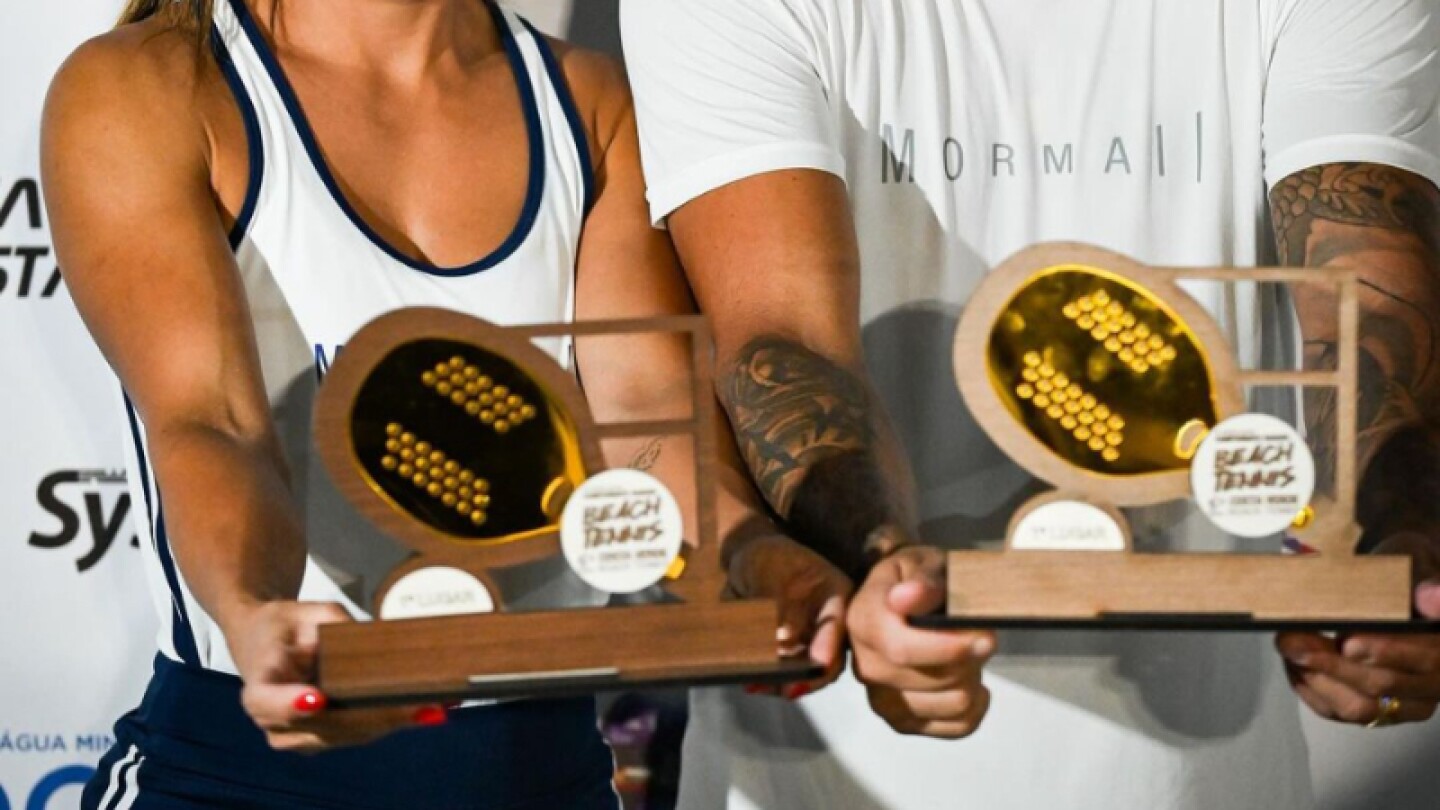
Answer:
[
  {"left": 413, "top": 706, "right": 448, "bottom": 726},
  {"left": 971, "top": 636, "right": 995, "bottom": 658},
  {"left": 1275, "top": 636, "right": 1301, "bottom": 660},
  {"left": 743, "top": 684, "right": 766, "bottom": 695},
  {"left": 293, "top": 690, "right": 327, "bottom": 715},
  {"left": 1277, "top": 640, "right": 1307, "bottom": 666},
  {"left": 776, "top": 625, "right": 796, "bottom": 643},
  {"left": 1342, "top": 639, "right": 1370, "bottom": 661},
  {"left": 784, "top": 683, "right": 811, "bottom": 701}
]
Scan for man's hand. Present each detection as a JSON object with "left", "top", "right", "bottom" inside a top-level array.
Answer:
[
  {"left": 227, "top": 601, "right": 446, "bottom": 752},
  {"left": 1278, "top": 532, "right": 1440, "bottom": 728},
  {"left": 728, "top": 532, "right": 854, "bottom": 699},
  {"left": 848, "top": 542, "right": 996, "bottom": 739}
]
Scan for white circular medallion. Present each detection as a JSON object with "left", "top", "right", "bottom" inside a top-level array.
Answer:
[
  {"left": 379, "top": 567, "right": 495, "bottom": 620},
  {"left": 1190, "top": 413, "right": 1315, "bottom": 538},
  {"left": 560, "top": 469, "right": 684, "bottom": 594},
  {"left": 1011, "top": 500, "right": 1128, "bottom": 551}
]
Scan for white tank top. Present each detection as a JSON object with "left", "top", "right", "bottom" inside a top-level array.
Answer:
[{"left": 121, "top": 0, "right": 601, "bottom": 673}]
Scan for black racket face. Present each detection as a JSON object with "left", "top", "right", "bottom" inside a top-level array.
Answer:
[
  {"left": 986, "top": 266, "right": 1220, "bottom": 478},
  {"left": 350, "top": 339, "right": 585, "bottom": 544}
]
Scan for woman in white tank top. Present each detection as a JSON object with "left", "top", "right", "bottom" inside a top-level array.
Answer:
[{"left": 41, "top": 1, "right": 848, "bottom": 807}]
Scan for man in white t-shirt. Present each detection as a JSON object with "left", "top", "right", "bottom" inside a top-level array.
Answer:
[{"left": 621, "top": 0, "right": 1440, "bottom": 807}]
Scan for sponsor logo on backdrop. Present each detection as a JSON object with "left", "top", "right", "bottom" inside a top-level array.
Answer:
[
  {"left": 0, "top": 732, "right": 111, "bottom": 756},
  {"left": 0, "top": 178, "right": 62, "bottom": 301},
  {"left": 0, "top": 763, "right": 102, "bottom": 810},
  {"left": 28, "top": 470, "right": 137, "bottom": 572},
  {"left": 0, "top": 733, "right": 113, "bottom": 810}
]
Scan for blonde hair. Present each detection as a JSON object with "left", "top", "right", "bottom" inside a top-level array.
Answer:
[
  {"left": 118, "top": 0, "right": 214, "bottom": 27},
  {"left": 117, "top": 0, "right": 213, "bottom": 42}
]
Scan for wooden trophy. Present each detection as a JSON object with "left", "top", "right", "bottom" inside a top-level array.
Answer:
[
  {"left": 916, "top": 243, "right": 1436, "bottom": 632},
  {"left": 313, "top": 308, "right": 816, "bottom": 707}
]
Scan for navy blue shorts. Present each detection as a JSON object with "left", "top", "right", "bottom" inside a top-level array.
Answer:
[{"left": 82, "top": 655, "right": 618, "bottom": 810}]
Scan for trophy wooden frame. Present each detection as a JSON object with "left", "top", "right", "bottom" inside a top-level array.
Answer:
[
  {"left": 916, "top": 243, "right": 1436, "bottom": 633},
  {"left": 313, "top": 309, "right": 815, "bottom": 707}
]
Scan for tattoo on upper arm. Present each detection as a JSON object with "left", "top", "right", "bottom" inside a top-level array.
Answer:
[
  {"left": 722, "top": 337, "right": 872, "bottom": 515},
  {"left": 1269, "top": 163, "right": 1440, "bottom": 536},
  {"left": 1272, "top": 164, "right": 1440, "bottom": 266},
  {"left": 628, "top": 437, "right": 663, "bottom": 472}
]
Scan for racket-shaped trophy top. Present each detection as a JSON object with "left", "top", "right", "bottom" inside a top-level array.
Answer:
[
  {"left": 955, "top": 243, "right": 1245, "bottom": 506},
  {"left": 315, "top": 308, "right": 605, "bottom": 569}
]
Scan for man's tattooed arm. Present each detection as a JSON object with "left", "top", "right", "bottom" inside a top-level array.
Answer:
[
  {"left": 1270, "top": 163, "right": 1440, "bottom": 548},
  {"left": 720, "top": 336, "right": 916, "bottom": 580}
]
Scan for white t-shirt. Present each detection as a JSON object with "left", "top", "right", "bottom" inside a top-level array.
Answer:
[{"left": 622, "top": 1, "right": 1440, "bottom": 808}]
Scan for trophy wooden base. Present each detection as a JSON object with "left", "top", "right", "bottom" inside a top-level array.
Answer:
[
  {"left": 913, "top": 551, "right": 1428, "bottom": 632},
  {"left": 912, "top": 613, "right": 1440, "bottom": 633},
  {"left": 318, "top": 600, "right": 819, "bottom": 708}
]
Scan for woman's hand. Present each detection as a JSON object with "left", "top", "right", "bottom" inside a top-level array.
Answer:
[
  {"left": 727, "top": 532, "right": 854, "bottom": 699},
  {"left": 225, "top": 601, "right": 447, "bottom": 752}
]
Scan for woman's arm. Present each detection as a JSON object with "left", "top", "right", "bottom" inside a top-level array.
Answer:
[
  {"left": 44, "top": 31, "right": 306, "bottom": 640},
  {"left": 42, "top": 28, "right": 425, "bottom": 748},
  {"left": 564, "top": 47, "right": 850, "bottom": 693}
]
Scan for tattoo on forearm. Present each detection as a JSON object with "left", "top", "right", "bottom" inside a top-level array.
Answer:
[
  {"left": 723, "top": 337, "right": 872, "bottom": 514},
  {"left": 720, "top": 336, "right": 895, "bottom": 578},
  {"left": 1304, "top": 335, "right": 1427, "bottom": 489},
  {"left": 1270, "top": 163, "right": 1440, "bottom": 538},
  {"left": 628, "top": 438, "right": 663, "bottom": 472}
]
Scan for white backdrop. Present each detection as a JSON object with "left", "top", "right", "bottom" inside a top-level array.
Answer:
[
  {"left": 0, "top": 1, "right": 1435, "bottom": 808},
  {"left": 1, "top": 2, "right": 158, "bottom": 807}
]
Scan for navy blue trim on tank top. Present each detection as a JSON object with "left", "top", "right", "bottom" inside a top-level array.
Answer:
[
  {"left": 124, "top": 395, "right": 201, "bottom": 667},
  {"left": 123, "top": 396, "right": 156, "bottom": 533},
  {"left": 223, "top": 0, "right": 546, "bottom": 277},
  {"left": 526, "top": 19, "right": 595, "bottom": 217},
  {"left": 211, "top": 27, "right": 264, "bottom": 250},
  {"left": 152, "top": 506, "right": 201, "bottom": 665}
]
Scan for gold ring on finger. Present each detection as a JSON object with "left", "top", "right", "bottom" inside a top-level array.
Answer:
[{"left": 1366, "top": 695, "right": 1402, "bottom": 729}]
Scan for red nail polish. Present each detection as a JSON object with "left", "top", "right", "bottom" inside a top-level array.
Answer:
[
  {"left": 293, "top": 690, "right": 327, "bottom": 715},
  {"left": 785, "top": 683, "right": 811, "bottom": 701},
  {"left": 413, "top": 706, "right": 448, "bottom": 726},
  {"left": 743, "top": 684, "right": 765, "bottom": 695}
]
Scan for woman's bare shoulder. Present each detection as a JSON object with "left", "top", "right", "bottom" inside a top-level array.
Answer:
[{"left": 46, "top": 17, "right": 217, "bottom": 147}]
